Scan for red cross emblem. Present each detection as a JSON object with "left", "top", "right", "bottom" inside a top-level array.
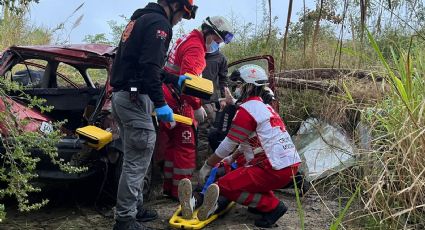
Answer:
[
  {"left": 249, "top": 68, "right": 257, "bottom": 78},
  {"left": 182, "top": 130, "right": 192, "bottom": 140}
]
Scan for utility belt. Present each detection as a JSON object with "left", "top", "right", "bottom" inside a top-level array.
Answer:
[
  {"left": 112, "top": 84, "right": 149, "bottom": 103},
  {"left": 113, "top": 85, "right": 148, "bottom": 94}
]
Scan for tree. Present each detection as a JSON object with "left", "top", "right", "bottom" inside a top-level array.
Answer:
[
  {"left": 0, "top": 0, "right": 39, "bottom": 19},
  {"left": 84, "top": 18, "right": 127, "bottom": 46}
]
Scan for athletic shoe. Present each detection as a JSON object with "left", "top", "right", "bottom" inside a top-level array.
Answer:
[
  {"left": 197, "top": 183, "right": 219, "bottom": 221},
  {"left": 178, "top": 178, "right": 195, "bottom": 219}
]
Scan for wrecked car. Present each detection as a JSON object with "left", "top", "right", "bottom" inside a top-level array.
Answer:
[{"left": 0, "top": 44, "right": 143, "bottom": 196}]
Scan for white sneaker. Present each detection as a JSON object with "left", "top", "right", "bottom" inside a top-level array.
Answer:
[
  {"left": 178, "top": 178, "right": 195, "bottom": 219},
  {"left": 197, "top": 183, "right": 219, "bottom": 221}
]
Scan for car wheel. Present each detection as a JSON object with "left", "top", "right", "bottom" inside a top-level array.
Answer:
[{"left": 113, "top": 152, "right": 152, "bottom": 200}]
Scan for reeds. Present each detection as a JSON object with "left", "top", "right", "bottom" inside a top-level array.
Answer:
[{"left": 357, "top": 31, "right": 425, "bottom": 228}]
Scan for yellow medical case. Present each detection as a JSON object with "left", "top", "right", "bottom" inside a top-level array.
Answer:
[
  {"left": 76, "top": 125, "right": 112, "bottom": 150},
  {"left": 182, "top": 73, "right": 213, "bottom": 100}
]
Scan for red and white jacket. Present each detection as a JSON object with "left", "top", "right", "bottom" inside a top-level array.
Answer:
[
  {"left": 215, "top": 97, "right": 301, "bottom": 170},
  {"left": 163, "top": 29, "right": 206, "bottom": 113}
]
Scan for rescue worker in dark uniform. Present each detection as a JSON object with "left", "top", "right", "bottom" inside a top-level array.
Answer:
[
  {"left": 202, "top": 50, "right": 230, "bottom": 124},
  {"left": 110, "top": 1, "right": 197, "bottom": 229}
]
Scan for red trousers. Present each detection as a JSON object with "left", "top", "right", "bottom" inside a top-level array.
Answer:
[
  {"left": 161, "top": 122, "right": 196, "bottom": 198},
  {"left": 160, "top": 82, "right": 200, "bottom": 198},
  {"left": 217, "top": 161, "right": 299, "bottom": 212}
]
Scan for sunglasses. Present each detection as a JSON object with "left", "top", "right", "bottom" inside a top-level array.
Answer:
[{"left": 183, "top": 5, "right": 198, "bottom": 19}]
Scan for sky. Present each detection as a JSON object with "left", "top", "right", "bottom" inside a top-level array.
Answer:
[{"left": 28, "top": 0, "right": 316, "bottom": 43}]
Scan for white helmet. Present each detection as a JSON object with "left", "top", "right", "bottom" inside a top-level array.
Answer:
[
  {"left": 238, "top": 64, "right": 269, "bottom": 86},
  {"left": 203, "top": 16, "right": 234, "bottom": 44}
]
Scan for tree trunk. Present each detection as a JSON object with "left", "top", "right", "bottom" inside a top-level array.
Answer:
[
  {"left": 279, "top": 0, "right": 293, "bottom": 72},
  {"left": 311, "top": 0, "right": 324, "bottom": 69},
  {"left": 4, "top": 0, "right": 11, "bottom": 20},
  {"left": 303, "top": 0, "right": 307, "bottom": 67},
  {"left": 266, "top": 0, "right": 272, "bottom": 44}
]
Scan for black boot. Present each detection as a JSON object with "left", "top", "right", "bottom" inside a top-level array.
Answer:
[
  {"left": 113, "top": 218, "right": 152, "bottom": 230},
  {"left": 247, "top": 207, "right": 262, "bottom": 215},
  {"left": 282, "top": 171, "right": 311, "bottom": 197},
  {"left": 136, "top": 208, "right": 158, "bottom": 222},
  {"left": 254, "top": 201, "right": 288, "bottom": 228}
]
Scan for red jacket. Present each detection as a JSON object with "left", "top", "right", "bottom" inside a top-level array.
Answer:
[{"left": 163, "top": 29, "right": 206, "bottom": 111}]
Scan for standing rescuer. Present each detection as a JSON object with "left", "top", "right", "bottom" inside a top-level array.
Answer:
[
  {"left": 202, "top": 49, "right": 231, "bottom": 124},
  {"left": 160, "top": 16, "right": 234, "bottom": 199},
  {"left": 110, "top": 1, "right": 197, "bottom": 229}
]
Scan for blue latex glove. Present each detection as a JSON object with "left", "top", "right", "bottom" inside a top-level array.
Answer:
[
  {"left": 155, "top": 104, "right": 174, "bottom": 122},
  {"left": 178, "top": 75, "right": 192, "bottom": 88}
]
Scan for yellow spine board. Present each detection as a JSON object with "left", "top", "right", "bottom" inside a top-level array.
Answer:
[
  {"left": 169, "top": 202, "right": 235, "bottom": 229},
  {"left": 76, "top": 126, "right": 112, "bottom": 150},
  {"left": 152, "top": 113, "right": 193, "bottom": 126},
  {"left": 174, "top": 114, "right": 193, "bottom": 126}
]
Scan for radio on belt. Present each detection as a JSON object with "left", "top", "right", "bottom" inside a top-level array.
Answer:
[{"left": 181, "top": 73, "right": 213, "bottom": 100}]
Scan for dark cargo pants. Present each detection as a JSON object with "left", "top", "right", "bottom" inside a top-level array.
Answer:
[{"left": 111, "top": 91, "right": 156, "bottom": 221}]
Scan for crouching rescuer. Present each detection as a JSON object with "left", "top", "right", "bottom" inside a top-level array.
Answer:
[{"left": 177, "top": 64, "right": 301, "bottom": 228}]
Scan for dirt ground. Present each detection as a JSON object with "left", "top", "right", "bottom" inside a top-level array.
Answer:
[
  {"left": 0, "top": 127, "right": 341, "bottom": 230},
  {"left": 1, "top": 181, "right": 339, "bottom": 230}
]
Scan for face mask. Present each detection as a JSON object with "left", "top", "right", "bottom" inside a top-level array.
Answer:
[
  {"left": 234, "top": 87, "right": 242, "bottom": 98},
  {"left": 206, "top": 40, "right": 219, "bottom": 53}
]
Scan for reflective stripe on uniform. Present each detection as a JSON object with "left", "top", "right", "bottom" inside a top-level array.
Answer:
[
  {"left": 248, "top": 193, "right": 262, "bottom": 208},
  {"left": 164, "top": 172, "right": 173, "bottom": 179},
  {"left": 164, "top": 161, "right": 173, "bottom": 168},
  {"left": 230, "top": 124, "right": 252, "bottom": 136},
  {"left": 173, "top": 168, "right": 194, "bottom": 176},
  {"left": 236, "top": 192, "right": 250, "bottom": 204},
  {"left": 165, "top": 62, "right": 181, "bottom": 73},
  {"left": 228, "top": 130, "right": 247, "bottom": 141},
  {"left": 236, "top": 192, "right": 263, "bottom": 208}
]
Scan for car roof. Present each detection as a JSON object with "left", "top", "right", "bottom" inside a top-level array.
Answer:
[{"left": 8, "top": 44, "right": 116, "bottom": 58}]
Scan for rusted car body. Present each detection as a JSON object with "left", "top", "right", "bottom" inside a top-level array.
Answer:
[{"left": 0, "top": 44, "right": 120, "bottom": 181}]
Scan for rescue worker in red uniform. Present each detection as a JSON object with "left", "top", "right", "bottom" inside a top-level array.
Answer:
[
  {"left": 160, "top": 16, "right": 234, "bottom": 199},
  {"left": 178, "top": 64, "right": 301, "bottom": 228}
]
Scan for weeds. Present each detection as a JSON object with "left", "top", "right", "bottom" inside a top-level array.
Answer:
[
  {"left": 0, "top": 14, "right": 51, "bottom": 50},
  {"left": 356, "top": 31, "right": 425, "bottom": 228}
]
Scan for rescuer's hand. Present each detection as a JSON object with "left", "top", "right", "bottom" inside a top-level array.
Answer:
[
  {"left": 194, "top": 106, "right": 207, "bottom": 123},
  {"left": 178, "top": 75, "right": 192, "bottom": 88},
  {"left": 155, "top": 104, "right": 174, "bottom": 122},
  {"left": 199, "top": 161, "right": 213, "bottom": 184}
]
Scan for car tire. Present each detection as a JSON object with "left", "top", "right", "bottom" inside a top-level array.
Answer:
[{"left": 113, "top": 152, "right": 153, "bottom": 201}]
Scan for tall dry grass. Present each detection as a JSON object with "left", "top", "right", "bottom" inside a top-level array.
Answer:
[{"left": 356, "top": 32, "right": 425, "bottom": 228}]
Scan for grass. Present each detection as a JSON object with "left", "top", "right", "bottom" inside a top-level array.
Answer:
[
  {"left": 0, "top": 14, "right": 51, "bottom": 51},
  {"left": 355, "top": 31, "right": 425, "bottom": 228},
  {"left": 276, "top": 33, "right": 424, "bottom": 228}
]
